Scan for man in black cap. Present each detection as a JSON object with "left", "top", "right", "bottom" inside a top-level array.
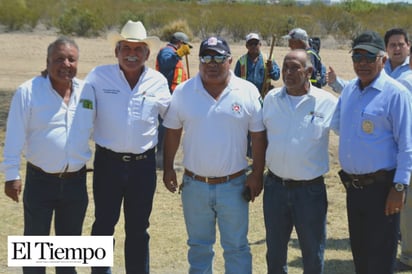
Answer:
[
  {"left": 331, "top": 30, "right": 412, "bottom": 274},
  {"left": 155, "top": 31, "right": 192, "bottom": 168},
  {"left": 162, "top": 36, "right": 266, "bottom": 274}
]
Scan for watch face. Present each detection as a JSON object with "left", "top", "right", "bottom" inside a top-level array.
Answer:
[{"left": 395, "top": 183, "right": 405, "bottom": 192}]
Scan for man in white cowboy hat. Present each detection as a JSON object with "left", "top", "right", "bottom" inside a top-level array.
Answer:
[{"left": 85, "top": 20, "right": 171, "bottom": 274}]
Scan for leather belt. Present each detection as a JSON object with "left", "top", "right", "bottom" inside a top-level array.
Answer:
[
  {"left": 27, "top": 162, "right": 86, "bottom": 179},
  {"left": 96, "top": 144, "right": 154, "bottom": 162},
  {"left": 341, "top": 169, "right": 393, "bottom": 189},
  {"left": 267, "top": 170, "right": 323, "bottom": 188},
  {"left": 184, "top": 169, "right": 245, "bottom": 184}
]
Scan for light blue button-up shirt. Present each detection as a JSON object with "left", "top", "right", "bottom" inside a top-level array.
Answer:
[
  {"left": 331, "top": 70, "right": 412, "bottom": 185},
  {"left": 384, "top": 56, "right": 410, "bottom": 79}
]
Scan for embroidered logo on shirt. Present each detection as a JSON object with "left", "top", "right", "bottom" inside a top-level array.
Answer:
[
  {"left": 232, "top": 103, "right": 242, "bottom": 114},
  {"left": 362, "top": 120, "right": 374, "bottom": 134},
  {"left": 80, "top": 99, "right": 93, "bottom": 109}
]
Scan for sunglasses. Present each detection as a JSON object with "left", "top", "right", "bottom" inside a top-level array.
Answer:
[
  {"left": 351, "top": 52, "right": 382, "bottom": 63},
  {"left": 199, "top": 55, "right": 228, "bottom": 64}
]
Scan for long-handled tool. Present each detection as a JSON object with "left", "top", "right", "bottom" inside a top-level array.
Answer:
[
  {"left": 185, "top": 55, "right": 190, "bottom": 78},
  {"left": 261, "top": 34, "right": 276, "bottom": 98}
]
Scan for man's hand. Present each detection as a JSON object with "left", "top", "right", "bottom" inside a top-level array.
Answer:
[
  {"left": 176, "top": 44, "right": 191, "bottom": 57},
  {"left": 327, "top": 66, "right": 337, "bottom": 85},
  {"left": 266, "top": 60, "right": 273, "bottom": 75},
  {"left": 5, "top": 179, "right": 22, "bottom": 202},
  {"left": 385, "top": 186, "right": 406, "bottom": 216},
  {"left": 245, "top": 171, "right": 263, "bottom": 202},
  {"left": 163, "top": 168, "right": 179, "bottom": 193}
]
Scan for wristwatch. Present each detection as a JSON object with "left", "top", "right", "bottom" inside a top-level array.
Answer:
[{"left": 394, "top": 183, "right": 407, "bottom": 192}]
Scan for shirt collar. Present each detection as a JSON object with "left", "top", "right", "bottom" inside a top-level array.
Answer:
[{"left": 355, "top": 70, "right": 387, "bottom": 93}]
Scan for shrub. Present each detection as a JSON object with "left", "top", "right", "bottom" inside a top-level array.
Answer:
[
  {"left": 159, "top": 19, "right": 192, "bottom": 42},
  {"left": 57, "top": 7, "right": 103, "bottom": 37},
  {"left": 0, "top": 0, "right": 35, "bottom": 31}
]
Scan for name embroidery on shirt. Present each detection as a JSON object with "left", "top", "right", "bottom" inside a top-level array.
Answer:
[{"left": 103, "top": 89, "right": 120, "bottom": 94}]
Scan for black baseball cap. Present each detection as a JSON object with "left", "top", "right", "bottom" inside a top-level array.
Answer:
[
  {"left": 352, "top": 31, "right": 385, "bottom": 54},
  {"left": 199, "top": 36, "right": 231, "bottom": 56}
]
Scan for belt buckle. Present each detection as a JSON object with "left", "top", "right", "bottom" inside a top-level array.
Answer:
[
  {"left": 351, "top": 178, "right": 363, "bottom": 189},
  {"left": 122, "top": 155, "right": 131, "bottom": 162}
]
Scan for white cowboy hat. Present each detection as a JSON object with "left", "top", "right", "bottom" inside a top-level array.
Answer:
[{"left": 107, "top": 20, "right": 160, "bottom": 51}]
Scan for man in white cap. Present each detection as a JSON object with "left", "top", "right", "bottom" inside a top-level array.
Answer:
[
  {"left": 234, "top": 32, "right": 280, "bottom": 95},
  {"left": 85, "top": 20, "right": 171, "bottom": 274},
  {"left": 283, "top": 28, "right": 326, "bottom": 88},
  {"left": 234, "top": 32, "right": 280, "bottom": 158},
  {"left": 155, "top": 31, "right": 192, "bottom": 169}
]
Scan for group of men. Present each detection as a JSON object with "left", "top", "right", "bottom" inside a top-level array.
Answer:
[{"left": 2, "top": 19, "right": 412, "bottom": 274}]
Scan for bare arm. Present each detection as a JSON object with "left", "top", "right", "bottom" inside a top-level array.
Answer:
[
  {"left": 246, "top": 130, "right": 267, "bottom": 202},
  {"left": 162, "top": 127, "right": 183, "bottom": 193}
]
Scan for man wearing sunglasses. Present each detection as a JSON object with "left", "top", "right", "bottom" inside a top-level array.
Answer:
[
  {"left": 331, "top": 31, "right": 412, "bottom": 274},
  {"left": 328, "top": 28, "right": 411, "bottom": 93},
  {"left": 162, "top": 36, "right": 266, "bottom": 274}
]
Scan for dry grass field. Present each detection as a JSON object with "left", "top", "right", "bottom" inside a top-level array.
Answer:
[{"left": 0, "top": 30, "right": 407, "bottom": 274}]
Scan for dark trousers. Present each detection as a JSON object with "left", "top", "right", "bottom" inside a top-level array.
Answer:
[
  {"left": 91, "top": 146, "right": 156, "bottom": 274},
  {"left": 346, "top": 173, "right": 399, "bottom": 274},
  {"left": 23, "top": 163, "right": 88, "bottom": 274},
  {"left": 263, "top": 174, "right": 327, "bottom": 274}
]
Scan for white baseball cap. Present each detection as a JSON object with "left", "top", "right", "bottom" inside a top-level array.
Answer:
[{"left": 246, "top": 33, "right": 260, "bottom": 42}]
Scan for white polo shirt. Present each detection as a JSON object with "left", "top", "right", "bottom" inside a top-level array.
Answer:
[
  {"left": 3, "top": 76, "right": 95, "bottom": 181},
  {"left": 263, "top": 85, "right": 337, "bottom": 180},
  {"left": 86, "top": 64, "right": 171, "bottom": 154},
  {"left": 163, "top": 71, "right": 264, "bottom": 177}
]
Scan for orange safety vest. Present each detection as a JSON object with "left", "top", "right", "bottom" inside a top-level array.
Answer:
[{"left": 156, "top": 45, "right": 188, "bottom": 92}]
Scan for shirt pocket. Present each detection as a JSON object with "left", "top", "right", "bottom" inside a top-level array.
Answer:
[
  {"left": 130, "top": 96, "right": 157, "bottom": 124},
  {"left": 303, "top": 114, "right": 324, "bottom": 140}
]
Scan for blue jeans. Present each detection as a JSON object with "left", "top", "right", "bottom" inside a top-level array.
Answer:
[
  {"left": 181, "top": 173, "right": 251, "bottom": 274},
  {"left": 23, "top": 163, "right": 88, "bottom": 274},
  {"left": 346, "top": 173, "right": 399, "bottom": 274},
  {"left": 91, "top": 146, "right": 156, "bottom": 274},
  {"left": 263, "top": 173, "right": 327, "bottom": 274}
]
